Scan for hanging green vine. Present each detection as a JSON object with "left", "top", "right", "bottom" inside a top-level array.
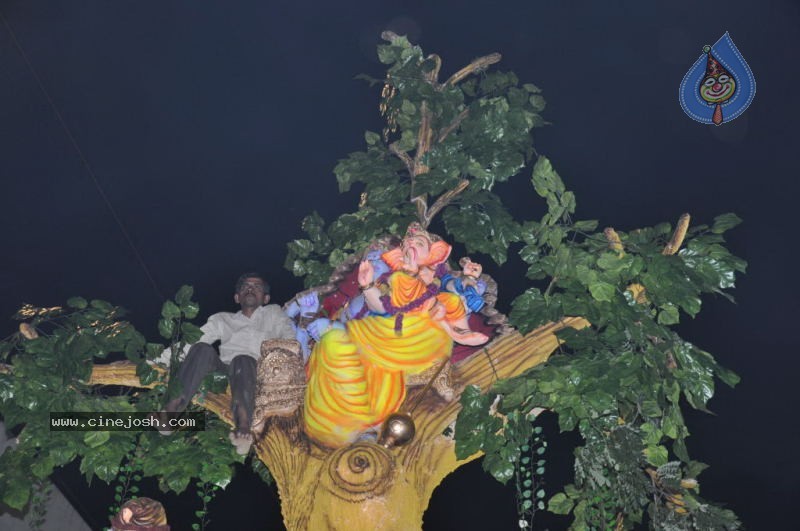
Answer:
[
  {"left": 515, "top": 421, "right": 547, "bottom": 529},
  {"left": 192, "top": 480, "right": 219, "bottom": 531},
  {"left": 106, "top": 436, "right": 143, "bottom": 524},
  {"left": 25, "top": 480, "right": 51, "bottom": 531}
]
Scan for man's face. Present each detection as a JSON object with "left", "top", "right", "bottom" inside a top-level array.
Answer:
[{"left": 234, "top": 277, "right": 270, "bottom": 309}]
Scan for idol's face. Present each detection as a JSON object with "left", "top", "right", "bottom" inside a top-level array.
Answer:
[
  {"left": 462, "top": 260, "right": 482, "bottom": 278},
  {"left": 401, "top": 235, "right": 431, "bottom": 270},
  {"left": 700, "top": 73, "right": 736, "bottom": 104}
]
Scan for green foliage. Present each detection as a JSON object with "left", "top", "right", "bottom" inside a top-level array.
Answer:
[
  {"left": 456, "top": 154, "right": 745, "bottom": 528},
  {"left": 251, "top": 458, "right": 275, "bottom": 486},
  {"left": 279, "top": 35, "right": 745, "bottom": 529},
  {"left": 0, "top": 36, "right": 745, "bottom": 531},
  {"left": 285, "top": 34, "right": 547, "bottom": 285},
  {"left": 0, "top": 287, "right": 245, "bottom": 513}
]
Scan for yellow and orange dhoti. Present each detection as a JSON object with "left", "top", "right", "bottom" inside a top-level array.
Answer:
[{"left": 303, "top": 272, "right": 459, "bottom": 447}]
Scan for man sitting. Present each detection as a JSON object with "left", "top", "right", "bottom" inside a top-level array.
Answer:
[{"left": 157, "top": 273, "right": 295, "bottom": 454}]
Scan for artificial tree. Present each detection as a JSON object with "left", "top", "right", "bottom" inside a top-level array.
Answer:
[{"left": 0, "top": 33, "right": 744, "bottom": 530}]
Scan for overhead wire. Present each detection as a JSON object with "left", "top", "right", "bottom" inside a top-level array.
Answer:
[{"left": 0, "top": 9, "right": 165, "bottom": 301}]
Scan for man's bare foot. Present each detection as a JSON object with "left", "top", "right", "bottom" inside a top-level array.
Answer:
[
  {"left": 229, "top": 431, "right": 253, "bottom": 455},
  {"left": 155, "top": 397, "right": 186, "bottom": 436}
]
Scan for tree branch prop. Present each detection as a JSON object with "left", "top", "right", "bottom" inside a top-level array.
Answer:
[
  {"left": 388, "top": 141, "right": 415, "bottom": 176},
  {"left": 414, "top": 101, "right": 433, "bottom": 175},
  {"left": 422, "top": 179, "right": 470, "bottom": 228},
  {"left": 604, "top": 227, "right": 624, "bottom": 255},
  {"left": 663, "top": 213, "right": 690, "bottom": 256},
  {"left": 445, "top": 53, "right": 502, "bottom": 86},
  {"left": 87, "top": 363, "right": 234, "bottom": 425},
  {"left": 82, "top": 318, "right": 586, "bottom": 530},
  {"left": 422, "top": 54, "right": 442, "bottom": 85},
  {"left": 437, "top": 109, "right": 470, "bottom": 143}
]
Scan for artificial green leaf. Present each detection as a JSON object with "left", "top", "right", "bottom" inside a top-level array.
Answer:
[
  {"left": 548, "top": 492, "right": 575, "bottom": 515},
  {"left": 158, "top": 319, "right": 175, "bottom": 339},
  {"left": 711, "top": 213, "right": 742, "bottom": 234},
  {"left": 181, "top": 323, "right": 204, "bottom": 344},
  {"left": 644, "top": 445, "right": 669, "bottom": 467},
  {"left": 364, "top": 131, "right": 381, "bottom": 145},
  {"left": 145, "top": 343, "right": 164, "bottom": 360},
  {"left": 588, "top": 282, "right": 615, "bottom": 302},
  {"left": 287, "top": 239, "right": 314, "bottom": 259},
  {"left": 175, "top": 285, "right": 194, "bottom": 306},
  {"left": 161, "top": 301, "right": 181, "bottom": 320},
  {"left": 441, "top": 192, "right": 521, "bottom": 265},
  {"left": 483, "top": 450, "right": 515, "bottom": 484},
  {"left": 661, "top": 410, "right": 678, "bottom": 439},
  {"left": 573, "top": 220, "right": 598, "bottom": 232},
  {"left": 67, "top": 297, "right": 88, "bottom": 309},
  {"left": 181, "top": 301, "right": 200, "bottom": 319},
  {"left": 531, "top": 156, "right": 565, "bottom": 198},
  {"left": 31, "top": 454, "right": 56, "bottom": 479},
  {"left": 397, "top": 129, "right": 416, "bottom": 152},
  {"left": 84, "top": 431, "right": 111, "bottom": 448},
  {"left": 715, "top": 364, "right": 740, "bottom": 388},
  {"left": 137, "top": 361, "right": 159, "bottom": 386},
  {"left": 657, "top": 304, "right": 680, "bottom": 325},
  {"left": 1, "top": 481, "right": 30, "bottom": 510},
  {"left": 528, "top": 94, "right": 546, "bottom": 112},
  {"left": 90, "top": 299, "right": 115, "bottom": 314},
  {"left": 640, "top": 400, "right": 663, "bottom": 418}
]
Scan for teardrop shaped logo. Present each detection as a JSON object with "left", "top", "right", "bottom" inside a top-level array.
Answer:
[{"left": 679, "top": 32, "right": 756, "bottom": 125}]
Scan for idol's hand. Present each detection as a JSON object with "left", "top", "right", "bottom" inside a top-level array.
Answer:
[
  {"left": 461, "top": 276, "right": 478, "bottom": 289},
  {"left": 358, "top": 260, "right": 374, "bottom": 288},
  {"left": 298, "top": 292, "right": 320, "bottom": 316},
  {"left": 429, "top": 302, "right": 446, "bottom": 321},
  {"left": 417, "top": 267, "right": 435, "bottom": 285}
]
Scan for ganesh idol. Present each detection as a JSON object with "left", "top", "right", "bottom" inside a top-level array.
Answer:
[{"left": 302, "top": 223, "right": 489, "bottom": 447}]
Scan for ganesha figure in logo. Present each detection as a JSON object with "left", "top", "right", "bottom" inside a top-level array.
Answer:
[{"left": 302, "top": 223, "right": 489, "bottom": 447}]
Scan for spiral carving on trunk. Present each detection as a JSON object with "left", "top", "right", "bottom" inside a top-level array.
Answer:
[{"left": 321, "top": 443, "right": 395, "bottom": 502}]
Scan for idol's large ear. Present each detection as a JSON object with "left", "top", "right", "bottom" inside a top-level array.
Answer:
[
  {"left": 426, "top": 241, "right": 452, "bottom": 266},
  {"left": 381, "top": 248, "right": 404, "bottom": 271}
]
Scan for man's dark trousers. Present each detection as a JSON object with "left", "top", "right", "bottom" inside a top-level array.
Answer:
[{"left": 169, "top": 342, "right": 257, "bottom": 430}]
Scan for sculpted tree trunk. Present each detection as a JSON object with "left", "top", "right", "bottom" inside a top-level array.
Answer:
[{"left": 90, "top": 317, "right": 586, "bottom": 530}]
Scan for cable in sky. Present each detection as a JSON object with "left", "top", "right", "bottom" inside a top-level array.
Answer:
[{"left": 0, "top": 10, "right": 165, "bottom": 301}]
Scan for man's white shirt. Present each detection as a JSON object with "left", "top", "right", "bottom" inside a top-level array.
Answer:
[{"left": 156, "top": 304, "right": 295, "bottom": 366}]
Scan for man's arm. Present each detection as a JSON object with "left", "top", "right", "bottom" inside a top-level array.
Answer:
[{"left": 153, "top": 314, "right": 223, "bottom": 366}]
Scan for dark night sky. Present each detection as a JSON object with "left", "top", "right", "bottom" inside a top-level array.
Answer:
[{"left": 1, "top": 1, "right": 798, "bottom": 529}]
